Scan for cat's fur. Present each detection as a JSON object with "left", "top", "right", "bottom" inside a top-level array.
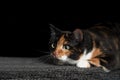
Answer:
[{"left": 49, "top": 23, "right": 120, "bottom": 72}]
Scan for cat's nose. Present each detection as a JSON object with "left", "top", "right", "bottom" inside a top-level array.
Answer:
[{"left": 52, "top": 52, "right": 58, "bottom": 58}]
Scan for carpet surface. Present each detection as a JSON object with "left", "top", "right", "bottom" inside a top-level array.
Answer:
[{"left": 0, "top": 55, "right": 120, "bottom": 80}]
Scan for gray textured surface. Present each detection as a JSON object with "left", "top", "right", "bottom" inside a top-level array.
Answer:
[{"left": 0, "top": 55, "right": 120, "bottom": 80}]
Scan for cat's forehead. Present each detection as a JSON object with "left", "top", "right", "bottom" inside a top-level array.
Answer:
[
  {"left": 58, "top": 33, "right": 74, "bottom": 43},
  {"left": 55, "top": 33, "right": 70, "bottom": 46},
  {"left": 57, "top": 33, "right": 70, "bottom": 40},
  {"left": 57, "top": 34, "right": 66, "bottom": 45}
]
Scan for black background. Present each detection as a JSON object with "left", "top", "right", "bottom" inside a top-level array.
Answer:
[{"left": 6, "top": 15, "right": 120, "bottom": 57}]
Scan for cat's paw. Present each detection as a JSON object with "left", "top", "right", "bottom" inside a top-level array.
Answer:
[
  {"left": 56, "top": 60, "right": 65, "bottom": 65},
  {"left": 76, "top": 60, "right": 91, "bottom": 68}
]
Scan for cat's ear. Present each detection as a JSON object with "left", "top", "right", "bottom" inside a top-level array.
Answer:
[
  {"left": 49, "top": 24, "right": 62, "bottom": 36},
  {"left": 73, "top": 29, "right": 83, "bottom": 42}
]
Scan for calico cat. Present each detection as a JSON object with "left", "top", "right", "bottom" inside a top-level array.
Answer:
[{"left": 49, "top": 23, "right": 120, "bottom": 72}]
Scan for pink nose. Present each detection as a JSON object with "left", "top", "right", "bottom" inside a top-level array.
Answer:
[{"left": 52, "top": 52, "right": 58, "bottom": 58}]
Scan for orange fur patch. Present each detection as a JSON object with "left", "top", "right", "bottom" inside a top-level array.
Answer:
[
  {"left": 89, "top": 40, "right": 102, "bottom": 67},
  {"left": 89, "top": 58, "right": 101, "bottom": 67},
  {"left": 53, "top": 35, "right": 71, "bottom": 58},
  {"left": 91, "top": 48, "right": 102, "bottom": 58}
]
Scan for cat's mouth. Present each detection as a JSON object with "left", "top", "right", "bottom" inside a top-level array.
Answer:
[
  {"left": 51, "top": 51, "right": 61, "bottom": 58},
  {"left": 51, "top": 53, "right": 57, "bottom": 58},
  {"left": 51, "top": 52, "right": 68, "bottom": 61},
  {"left": 58, "top": 55, "right": 68, "bottom": 61},
  {"left": 51, "top": 53, "right": 61, "bottom": 59}
]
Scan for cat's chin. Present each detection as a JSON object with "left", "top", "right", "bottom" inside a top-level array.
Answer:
[
  {"left": 58, "top": 55, "right": 68, "bottom": 62},
  {"left": 51, "top": 54, "right": 68, "bottom": 61},
  {"left": 58, "top": 55, "right": 79, "bottom": 65}
]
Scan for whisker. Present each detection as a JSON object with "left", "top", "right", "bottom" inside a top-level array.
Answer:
[
  {"left": 33, "top": 49, "right": 50, "bottom": 54},
  {"left": 39, "top": 55, "right": 52, "bottom": 62},
  {"left": 38, "top": 51, "right": 50, "bottom": 54},
  {"left": 39, "top": 54, "right": 56, "bottom": 64}
]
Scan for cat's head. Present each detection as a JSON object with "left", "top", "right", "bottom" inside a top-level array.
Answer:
[{"left": 49, "top": 24, "right": 84, "bottom": 61}]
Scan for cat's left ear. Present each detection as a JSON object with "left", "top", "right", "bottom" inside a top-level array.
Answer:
[
  {"left": 49, "top": 24, "right": 62, "bottom": 36},
  {"left": 73, "top": 29, "right": 83, "bottom": 42}
]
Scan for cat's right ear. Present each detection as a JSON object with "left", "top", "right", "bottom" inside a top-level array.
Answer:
[
  {"left": 72, "top": 29, "right": 83, "bottom": 42},
  {"left": 49, "top": 24, "right": 62, "bottom": 36}
]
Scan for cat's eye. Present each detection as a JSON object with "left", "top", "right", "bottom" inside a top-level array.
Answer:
[
  {"left": 63, "top": 45, "right": 70, "bottom": 50},
  {"left": 51, "top": 43, "right": 55, "bottom": 48}
]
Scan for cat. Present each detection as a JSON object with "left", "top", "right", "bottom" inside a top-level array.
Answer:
[{"left": 49, "top": 23, "right": 120, "bottom": 72}]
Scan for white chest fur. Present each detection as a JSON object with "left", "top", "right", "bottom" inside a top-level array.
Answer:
[{"left": 58, "top": 48, "right": 95, "bottom": 68}]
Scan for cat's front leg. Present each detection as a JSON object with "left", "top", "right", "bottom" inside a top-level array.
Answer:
[
  {"left": 57, "top": 60, "right": 65, "bottom": 65},
  {"left": 76, "top": 60, "right": 91, "bottom": 68},
  {"left": 52, "top": 58, "right": 65, "bottom": 65}
]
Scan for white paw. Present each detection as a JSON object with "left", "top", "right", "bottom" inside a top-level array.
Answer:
[{"left": 76, "top": 60, "right": 90, "bottom": 68}]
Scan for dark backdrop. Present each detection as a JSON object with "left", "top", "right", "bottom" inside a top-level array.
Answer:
[{"left": 5, "top": 15, "right": 120, "bottom": 57}]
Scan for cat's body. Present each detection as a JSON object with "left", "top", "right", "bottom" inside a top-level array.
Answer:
[{"left": 49, "top": 23, "right": 120, "bottom": 72}]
